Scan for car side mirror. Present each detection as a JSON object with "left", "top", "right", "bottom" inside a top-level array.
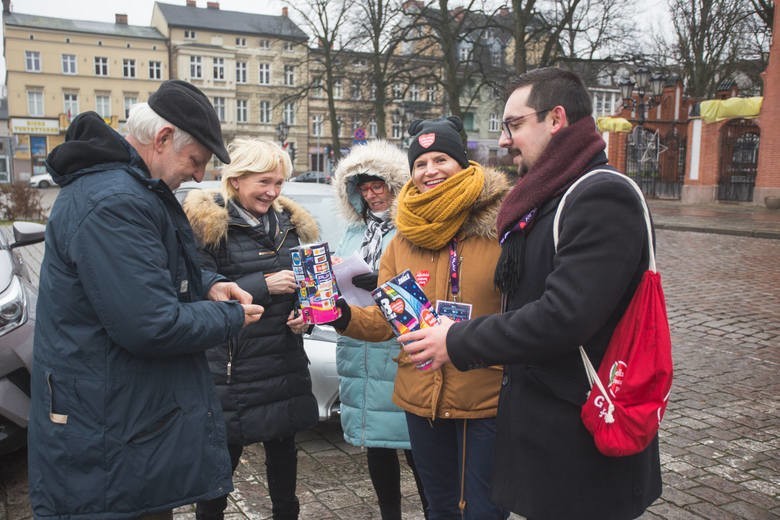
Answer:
[{"left": 10, "top": 221, "right": 46, "bottom": 249}]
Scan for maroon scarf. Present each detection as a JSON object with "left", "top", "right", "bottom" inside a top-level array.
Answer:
[{"left": 496, "top": 117, "right": 606, "bottom": 238}]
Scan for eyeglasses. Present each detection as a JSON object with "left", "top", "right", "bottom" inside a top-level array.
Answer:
[
  {"left": 359, "top": 182, "right": 387, "bottom": 195},
  {"left": 500, "top": 108, "right": 552, "bottom": 139}
]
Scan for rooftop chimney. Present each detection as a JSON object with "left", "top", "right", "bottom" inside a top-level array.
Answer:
[
  {"left": 186, "top": 0, "right": 196, "bottom": 7},
  {"left": 2, "top": 0, "right": 11, "bottom": 14},
  {"left": 206, "top": 1, "right": 219, "bottom": 8},
  {"left": 282, "top": 7, "right": 288, "bottom": 17},
  {"left": 115, "top": 13, "right": 128, "bottom": 25}
]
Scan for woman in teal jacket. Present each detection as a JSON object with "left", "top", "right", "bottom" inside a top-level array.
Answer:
[{"left": 333, "top": 140, "right": 426, "bottom": 519}]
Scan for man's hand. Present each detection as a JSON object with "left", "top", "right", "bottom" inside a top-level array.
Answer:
[
  {"left": 242, "top": 304, "right": 264, "bottom": 327},
  {"left": 208, "top": 281, "right": 253, "bottom": 304},
  {"left": 398, "top": 316, "right": 455, "bottom": 371},
  {"left": 265, "top": 270, "right": 298, "bottom": 295}
]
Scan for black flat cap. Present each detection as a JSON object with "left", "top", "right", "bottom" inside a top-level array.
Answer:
[{"left": 148, "top": 80, "right": 231, "bottom": 164}]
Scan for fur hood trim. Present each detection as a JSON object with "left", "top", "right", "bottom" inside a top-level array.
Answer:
[
  {"left": 333, "top": 140, "right": 410, "bottom": 224},
  {"left": 394, "top": 165, "right": 510, "bottom": 246},
  {"left": 183, "top": 189, "right": 320, "bottom": 248}
]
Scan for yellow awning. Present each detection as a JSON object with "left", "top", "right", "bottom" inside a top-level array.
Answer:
[
  {"left": 597, "top": 117, "right": 633, "bottom": 133},
  {"left": 700, "top": 97, "right": 763, "bottom": 123}
]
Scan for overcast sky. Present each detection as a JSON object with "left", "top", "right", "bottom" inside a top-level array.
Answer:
[{"left": 1, "top": 0, "right": 671, "bottom": 82}]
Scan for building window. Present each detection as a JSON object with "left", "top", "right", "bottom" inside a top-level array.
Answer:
[
  {"left": 149, "top": 60, "right": 162, "bottom": 80},
  {"left": 351, "top": 82, "right": 362, "bottom": 100},
  {"left": 190, "top": 56, "right": 202, "bottom": 79},
  {"left": 213, "top": 97, "right": 226, "bottom": 122},
  {"left": 235, "top": 37, "right": 246, "bottom": 47},
  {"left": 259, "top": 100, "right": 271, "bottom": 123},
  {"left": 489, "top": 113, "right": 500, "bottom": 132},
  {"left": 283, "top": 41, "right": 295, "bottom": 52},
  {"left": 96, "top": 95, "right": 111, "bottom": 118},
  {"left": 462, "top": 112, "right": 475, "bottom": 131},
  {"left": 409, "top": 84, "right": 420, "bottom": 102},
  {"left": 283, "top": 65, "right": 295, "bottom": 86},
  {"left": 369, "top": 119, "right": 377, "bottom": 138},
  {"left": 371, "top": 85, "right": 377, "bottom": 100},
  {"left": 392, "top": 117, "right": 402, "bottom": 139},
  {"left": 258, "top": 63, "right": 270, "bottom": 85},
  {"left": 124, "top": 96, "right": 137, "bottom": 119},
  {"left": 313, "top": 77, "right": 323, "bottom": 98},
  {"left": 491, "top": 47, "right": 502, "bottom": 67},
  {"left": 312, "top": 115, "right": 323, "bottom": 136},
  {"left": 62, "top": 54, "right": 77, "bottom": 74},
  {"left": 334, "top": 79, "right": 343, "bottom": 99},
  {"left": 94, "top": 56, "right": 108, "bottom": 76},
  {"left": 25, "top": 51, "right": 41, "bottom": 72},
  {"left": 392, "top": 84, "right": 403, "bottom": 101},
  {"left": 27, "top": 91, "right": 44, "bottom": 116},
  {"left": 63, "top": 93, "right": 79, "bottom": 119},
  {"left": 458, "top": 41, "right": 472, "bottom": 62},
  {"left": 123, "top": 59, "right": 136, "bottom": 78},
  {"left": 236, "top": 99, "right": 248, "bottom": 123},
  {"left": 283, "top": 102, "right": 295, "bottom": 125},
  {"left": 236, "top": 61, "right": 247, "bottom": 84},
  {"left": 259, "top": 39, "right": 270, "bottom": 49},
  {"left": 427, "top": 85, "right": 436, "bottom": 103},
  {"left": 184, "top": 29, "right": 196, "bottom": 39},
  {"left": 213, "top": 57, "right": 225, "bottom": 81},
  {"left": 355, "top": 58, "right": 367, "bottom": 67}
]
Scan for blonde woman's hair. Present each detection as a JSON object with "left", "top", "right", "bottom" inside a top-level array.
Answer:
[{"left": 220, "top": 138, "right": 293, "bottom": 201}]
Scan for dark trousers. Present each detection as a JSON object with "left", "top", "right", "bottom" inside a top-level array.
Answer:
[
  {"left": 366, "top": 447, "right": 430, "bottom": 520},
  {"left": 405, "top": 413, "right": 507, "bottom": 520},
  {"left": 196, "top": 435, "right": 300, "bottom": 520}
]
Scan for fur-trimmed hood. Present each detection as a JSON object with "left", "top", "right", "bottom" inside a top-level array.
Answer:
[
  {"left": 183, "top": 189, "right": 320, "bottom": 247},
  {"left": 395, "top": 164, "right": 510, "bottom": 244},
  {"left": 333, "top": 140, "right": 410, "bottom": 224}
]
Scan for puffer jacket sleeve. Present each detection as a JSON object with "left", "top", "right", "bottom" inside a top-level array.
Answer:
[{"left": 72, "top": 193, "right": 244, "bottom": 357}]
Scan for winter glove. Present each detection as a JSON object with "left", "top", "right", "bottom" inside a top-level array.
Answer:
[
  {"left": 352, "top": 271, "right": 379, "bottom": 291},
  {"left": 326, "top": 298, "right": 352, "bottom": 330}
]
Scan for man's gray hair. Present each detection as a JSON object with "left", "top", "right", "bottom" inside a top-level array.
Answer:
[{"left": 126, "top": 103, "right": 195, "bottom": 151}]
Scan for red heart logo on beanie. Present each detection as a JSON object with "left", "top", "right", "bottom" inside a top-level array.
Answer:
[{"left": 418, "top": 133, "right": 436, "bottom": 148}]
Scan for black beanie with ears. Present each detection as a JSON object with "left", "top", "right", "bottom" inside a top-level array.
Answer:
[{"left": 407, "top": 116, "right": 469, "bottom": 170}]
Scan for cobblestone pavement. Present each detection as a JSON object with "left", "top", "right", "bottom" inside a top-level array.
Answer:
[{"left": 2, "top": 218, "right": 779, "bottom": 518}]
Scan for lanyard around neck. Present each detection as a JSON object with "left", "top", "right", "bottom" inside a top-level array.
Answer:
[{"left": 449, "top": 238, "right": 460, "bottom": 299}]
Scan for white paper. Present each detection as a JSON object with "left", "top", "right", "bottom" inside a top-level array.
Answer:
[{"left": 332, "top": 253, "right": 376, "bottom": 306}]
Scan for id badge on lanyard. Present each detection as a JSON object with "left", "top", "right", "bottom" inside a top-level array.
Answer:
[{"left": 436, "top": 238, "right": 472, "bottom": 322}]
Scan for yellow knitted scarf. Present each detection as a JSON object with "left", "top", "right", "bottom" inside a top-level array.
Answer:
[{"left": 396, "top": 162, "right": 485, "bottom": 250}]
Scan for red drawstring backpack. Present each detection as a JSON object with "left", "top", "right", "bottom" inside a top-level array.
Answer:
[{"left": 554, "top": 169, "right": 673, "bottom": 457}]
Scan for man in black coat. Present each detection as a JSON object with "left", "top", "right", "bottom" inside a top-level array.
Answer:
[{"left": 398, "top": 68, "right": 662, "bottom": 519}]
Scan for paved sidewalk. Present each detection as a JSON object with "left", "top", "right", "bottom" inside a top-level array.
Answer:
[
  {"left": 648, "top": 199, "right": 780, "bottom": 239},
  {"left": 1, "top": 197, "right": 778, "bottom": 520}
]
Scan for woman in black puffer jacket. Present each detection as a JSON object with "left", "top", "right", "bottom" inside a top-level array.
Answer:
[{"left": 184, "top": 138, "right": 319, "bottom": 520}]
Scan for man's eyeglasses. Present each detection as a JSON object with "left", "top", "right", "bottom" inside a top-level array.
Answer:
[
  {"left": 359, "top": 182, "right": 387, "bottom": 195},
  {"left": 500, "top": 108, "right": 552, "bottom": 139}
]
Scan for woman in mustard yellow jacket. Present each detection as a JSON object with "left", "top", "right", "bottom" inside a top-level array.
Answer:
[{"left": 332, "top": 117, "right": 509, "bottom": 519}]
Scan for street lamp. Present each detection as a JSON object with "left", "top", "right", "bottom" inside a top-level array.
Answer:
[
  {"left": 619, "top": 67, "right": 665, "bottom": 126},
  {"left": 313, "top": 115, "right": 322, "bottom": 172},
  {"left": 276, "top": 120, "right": 289, "bottom": 148}
]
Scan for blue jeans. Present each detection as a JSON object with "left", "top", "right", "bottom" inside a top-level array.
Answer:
[{"left": 405, "top": 412, "right": 507, "bottom": 520}]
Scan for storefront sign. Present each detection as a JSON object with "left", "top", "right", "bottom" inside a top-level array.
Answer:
[{"left": 11, "top": 118, "right": 59, "bottom": 135}]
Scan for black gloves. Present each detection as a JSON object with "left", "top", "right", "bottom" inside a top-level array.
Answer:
[
  {"left": 352, "top": 271, "right": 379, "bottom": 291},
  {"left": 327, "top": 298, "right": 352, "bottom": 330}
]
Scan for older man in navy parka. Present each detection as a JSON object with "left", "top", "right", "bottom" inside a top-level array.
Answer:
[{"left": 27, "top": 80, "right": 264, "bottom": 520}]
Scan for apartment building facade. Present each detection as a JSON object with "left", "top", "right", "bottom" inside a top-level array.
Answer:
[
  {"left": 151, "top": 1, "right": 309, "bottom": 174},
  {"left": 3, "top": 5, "right": 168, "bottom": 180}
]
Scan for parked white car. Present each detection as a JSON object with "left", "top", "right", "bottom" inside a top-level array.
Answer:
[
  {"left": 29, "top": 173, "right": 54, "bottom": 188},
  {"left": 175, "top": 180, "right": 342, "bottom": 421}
]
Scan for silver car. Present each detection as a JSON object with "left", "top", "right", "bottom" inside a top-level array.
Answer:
[
  {"left": 0, "top": 222, "right": 46, "bottom": 455},
  {"left": 175, "top": 180, "right": 342, "bottom": 421}
]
